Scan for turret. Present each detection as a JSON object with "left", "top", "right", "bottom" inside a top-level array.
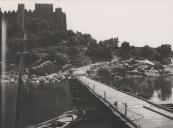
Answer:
[
  {"left": 62, "top": 12, "right": 67, "bottom": 30},
  {"left": 55, "top": 8, "right": 64, "bottom": 30},
  {"left": 55, "top": 8, "right": 62, "bottom": 13},
  {"left": 35, "top": 3, "right": 53, "bottom": 22},
  {"left": 17, "top": 4, "right": 25, "bottom": 38}
]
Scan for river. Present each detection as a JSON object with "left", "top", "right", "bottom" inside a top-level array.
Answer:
[
  {"left": 1, "top": 81, "right": 73, "bottom": 128},
  {"left": 115, "top": 75, "right": 173, "bottom": 103},
  {"left": 1, "top": 80, "right": 125, "bottom": 128},
  {"left": 2, "top": 75, "right": 172, "bottom": 128}
]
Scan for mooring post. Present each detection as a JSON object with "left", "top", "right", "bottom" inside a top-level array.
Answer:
[
  {"left": 93, "top": 85, "right": 95, "bottom": 92},
  {"left": 104, "top": 91, "right": 106, "bottom": 100},
  {"left": 125, "top": 102, "right": 127, "bottom": 116}
]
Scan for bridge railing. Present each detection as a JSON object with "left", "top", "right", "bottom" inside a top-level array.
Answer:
[{"left": 77, "top": 75, "right": 144, "bottom": 128}]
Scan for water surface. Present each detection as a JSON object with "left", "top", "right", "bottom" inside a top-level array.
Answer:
[
  {"left": 115, "top": 75, "right": 173, "bottom": 103},
  {"left": 1, "top": 81, "right": 73, "bottom": 128},
  {"left": 1, "top": 80, "right": 125, "bottom": 128}
]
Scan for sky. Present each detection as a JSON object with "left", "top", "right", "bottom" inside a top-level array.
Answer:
[{"left": 0, "top": 0, "right": 173, "bottom": 48}]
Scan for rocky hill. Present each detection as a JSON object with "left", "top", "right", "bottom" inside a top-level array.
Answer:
[{"left": 86, "top": 57, "right": 173, "bottom": 84}]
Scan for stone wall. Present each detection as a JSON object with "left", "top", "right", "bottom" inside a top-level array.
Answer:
[{"left": 1, "top": 3, "right": 67, "bottom": 33}]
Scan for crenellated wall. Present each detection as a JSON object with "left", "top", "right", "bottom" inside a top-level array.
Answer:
[
  {"left": 0, "top": 3, "right": 67, "bottom": 33},
  {"left": 3, "top": 10, "right": 17, "bottom": 28}
]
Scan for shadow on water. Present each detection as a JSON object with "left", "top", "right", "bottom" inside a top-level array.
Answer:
[
  {"left": 69, "top": 79, "right": 130, "bottom": 128},
  {"left": 114, "top": 75, "right": 173, "bottom": 102},
  {"left": 1, "top": 76, "right": 173, "bottom": 128},
  {"left": 154, "top": 77, "right": 172, "bottom": 101},
  {"left": 1, "top": 79, "right": 130, "bottom": 128},
  {"left": 1, "top": 81, "right": 73, "bottom": 128}
]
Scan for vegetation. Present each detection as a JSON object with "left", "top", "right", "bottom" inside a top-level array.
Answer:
[
  {"left": 96, "top": 68, "right": 113, "bottom": 83},
  {"left": 2, "top": 16, "right": 173, "bottom": 74},
  {"left": 157, "top": 44, "right": 172, "bottom": 63},
  {"left": 140, "top": 45, "right": 154, "bottom": 60}
]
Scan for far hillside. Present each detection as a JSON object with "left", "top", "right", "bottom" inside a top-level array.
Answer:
[{"left": 1, "top": 16, "right": 173, "bottom": 75}]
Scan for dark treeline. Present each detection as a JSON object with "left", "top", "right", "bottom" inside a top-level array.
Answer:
[{"left": 86, "top": 39, "right": 172, "bottom": 64}]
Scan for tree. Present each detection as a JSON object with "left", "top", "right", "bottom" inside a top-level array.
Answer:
[
  {"left": 121, "top": 42, "right": 130, "bottom": 51},
  {"left": 67, "top": 46, "right": 79, "bottom": 56},
  {"left": 97, "top": 68, "right": 113, "bottom": 83},
  {"left": 157, "top": 44, "right": 172, "bottom": 60},
  {"left": 113, "top": 37, "right": 119, "bottom": 49},
  {"left": 141, "top": 45, "right": 154, "bottom": 59},
  {"left": 98, "top": 37, "right": 119, "bottom": 50},
  {"left": 120, "top": 42, "right": 131, "bottom": 58},
  {"left": 85, "top": 44, "right": 112, "bottom": 62}
]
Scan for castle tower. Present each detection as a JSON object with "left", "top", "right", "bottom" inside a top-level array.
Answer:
[
  {"left": 62, "top": 12, "right": 67, "bottom": 30},
  {"left": 35, "top": 4, "right": 53, "bottom": 24},
  {"left": 55, "top": 8, "right": 63, "bottom": 30},
  {"left": 1, "top": 3, "right": 67, "bottom": 39},
  {"left": 17, "top": 4, "right": 25, "bottom": 38}
]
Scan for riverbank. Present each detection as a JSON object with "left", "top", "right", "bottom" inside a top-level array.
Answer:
[
  {"left": 1, "top": 57, "right": 173, "bottom": 85},
  {"left": 86, "top": 58, "right": 173, "bottom": 81},
  {"left": 0, "top": 70, "right": 74, "bottom": 84},
  {"left": 73, "top": 62, "right": 173, "bottom": 104}
]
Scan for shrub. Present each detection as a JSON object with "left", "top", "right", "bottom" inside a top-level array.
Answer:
[{"left": 97, "top": 68, "right": 112, "bottom": 82}]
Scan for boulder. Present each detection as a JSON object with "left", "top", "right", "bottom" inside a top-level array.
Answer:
[{"left": 30, "top": 61, "right": 59, "bottom": 75}]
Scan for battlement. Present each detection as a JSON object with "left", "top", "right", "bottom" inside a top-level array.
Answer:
[
  {"left": 1, "top": 3, "right": 67, "bottom": 31},
  {"left": 1, "top": 4, "right": 65, "bottom": 16},
  {"left": 55, "top": 8, "right": 62, "bottom": 12},
  {"left": 28, "top": 9, "right": 33, "bottom": 13},
  {"left": 18, "top": 4, "right": 25, "bottom": 10},
  {"left": 35, "top": 3, "right": 53, "bottom": 13},
  {"left": 1, "top": 8, "right": 33, "bottom": 14}
]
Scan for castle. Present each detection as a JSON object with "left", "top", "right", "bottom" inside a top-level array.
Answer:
[{"left": 0, "top": 3, "right": 67, "bottom": 33}]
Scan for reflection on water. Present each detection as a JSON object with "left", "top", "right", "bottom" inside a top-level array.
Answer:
[
  {"left": 1, "top": 80, "right": 126, "bottom": 128},
  {"left": 2, "top": 76, "right": 173, "bottom": 128},
  {"left": 115, "top": 76, "right": 173, "bottom": 103},
  {"left": 0, "top": 81, "right": 73, "bottom": 128}
]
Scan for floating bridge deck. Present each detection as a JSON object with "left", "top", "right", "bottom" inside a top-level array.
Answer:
[{"left": 74, "top": 74, "right": 173, "bottom": 128}]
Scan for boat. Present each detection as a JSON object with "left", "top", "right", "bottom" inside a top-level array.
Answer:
[{"left": 27, "top": 110, "right": 86, "bottom": 128}]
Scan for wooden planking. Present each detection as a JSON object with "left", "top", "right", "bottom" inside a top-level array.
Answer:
[{"left": 76, "top": 75, "right": 173, "bottom": 128}]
